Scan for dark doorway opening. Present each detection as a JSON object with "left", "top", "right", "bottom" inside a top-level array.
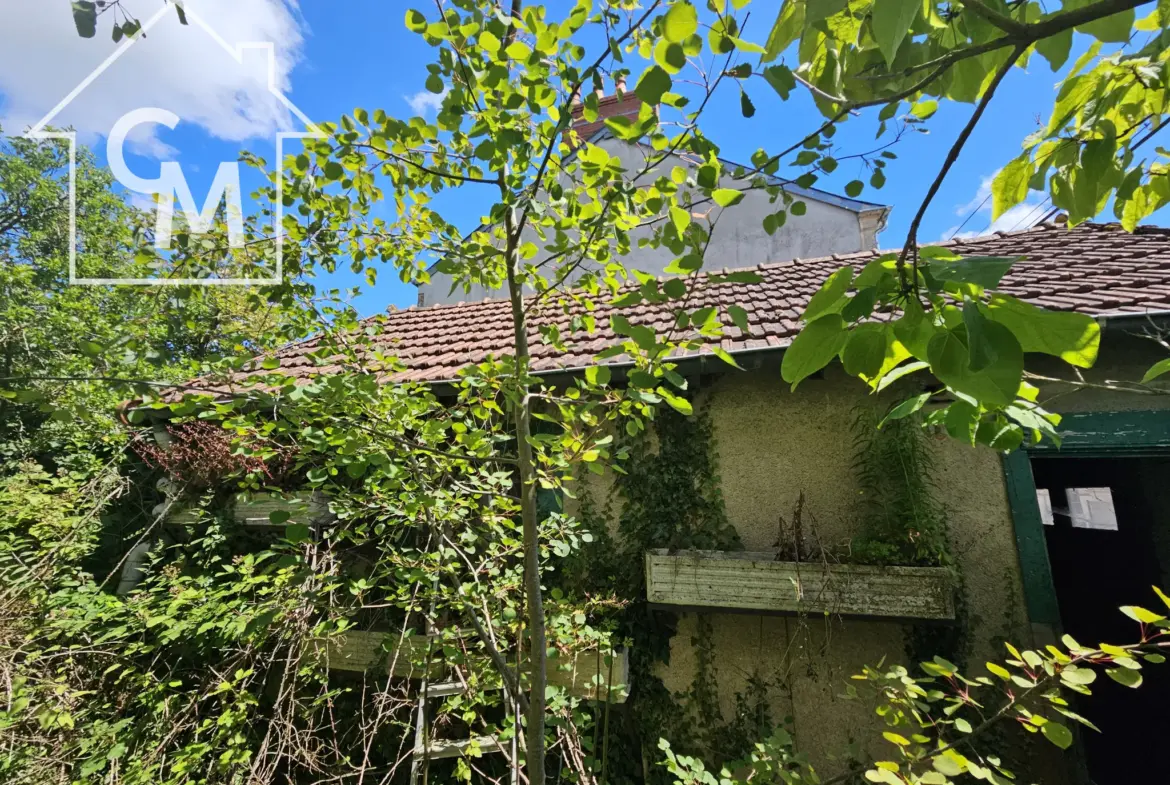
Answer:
[{"left": 1030, "top": 456, "right": 1170, "bottom": 784}]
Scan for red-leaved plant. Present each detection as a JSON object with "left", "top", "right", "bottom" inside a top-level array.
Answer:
[{"left": 134, "top": 421, "right": 296, "bottom": 489}]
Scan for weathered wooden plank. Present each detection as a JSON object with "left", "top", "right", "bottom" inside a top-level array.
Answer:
[
  {"left": 166, "top": 491, "right": 330, "bottom": 528},
  {"left": 418, "top": 735, "right": 502, "bottom": 760},
  {"left": 233, "top": 492, "right": 329, "bottom": 527},
  {"left": 644, "top": 550, "right": 955, "bottom": 620},
  {"left": 326, "top": 631, "right": 630, "bottom": 702},
  {"left": 325, "top": 631, "right": 439, "bottom": 678}
]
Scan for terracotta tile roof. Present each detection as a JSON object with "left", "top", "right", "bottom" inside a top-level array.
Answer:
[{"left": 237, "top": 222, "right": 1170, "bottom": 387}]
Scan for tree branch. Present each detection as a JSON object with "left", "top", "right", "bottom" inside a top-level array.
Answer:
[{"left": 896, "top": 45, "right": 1025, "bottom": 285}]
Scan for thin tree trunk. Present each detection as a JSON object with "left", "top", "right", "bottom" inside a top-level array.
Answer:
[{"left": 503, "top": 209, "right": 547, "bottom": 784}]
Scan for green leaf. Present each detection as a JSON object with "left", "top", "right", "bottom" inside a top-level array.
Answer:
[
  {"left": 893, "top": 300, "right": 935, "bottom": 360},
  {"left": 871, "top": 0, "right": 921, "bottom": 65},
  {"left": 882, "top": 732, "right": 910, "bottom": 746},
  {"left": 932, "top": 755, "right": 964, "bottom": 777},
  {"left": 728, "top": 305, "right": 750, "bottom": 334},
  {"left": 993, "top": 155, "right": 1034, "bottom": 221},
  {"left": 1107, "top": 666, "right": 1143, "bottom": 688},
  {"left": 79, "top": 340, "right": 104, "bottom": 357},
  {"left": 841, "top": 323, "right": 888, "bottom": 377},
  {"left": 629, "top": 370, "right": 657, "bottom": 389},
  {"left": 928, "top": 323, "right": 1023, "bottom": 407},
  {"left": 659, "top": 389, "right": 694, "bottom": 415},
  {"left": 712, "top": 189, "right": 744, "bottom": 207},
  {"left": 479, "top": 30, "right": 501, "bottom": 51},
  {"left": 880, "top": 392, "right": 931, "bottom": 426},
  {"left": 962, "top": 300, "right": 997, "bottom": 372},
  {"left": 740, "top": 90, "right": 756, "bottom": 118},
  {"left": 803, "top": 266, "right": 853, "bottom": 322},
  {"left": 844, "top": 180, "right": 864, "bottom": 197},
  {"left": 585, "top": 365, "right": 612, "bottom": 386},
  {"left": 1121, "top": 605, "right": 1166, "bottom": 623},
  {"left": 911, "top": 99, "right": 938, "bottom": 119},
  {"left": 875, "top": 360, "right": 929, "bottom": 392},
  {"left": 763, "top": 65, "right": 796, "bottom": 99},
  {"left": 1036, "top": 28, "right": 1072, "bottom": 71},
  {"left": 663, "top": 278, "right": 687, "bottom": 298},
  {"left": 1060, "top": 665, "right": 1097, "bottom": 685},
  {"left": 714, "top": 270, "right": 764, "bottom": 284},
  {"left": 763, "top": 0, "right": 805, "bottom": 62},
  {"left": 285, "top": 523, "right": 311, "bottom": 544},
  {"left": 944, "top": 400, "right": 979, "bottom": 443},
  {"left": 663, "top": 2, "right": 699, "bottom": 42},
  {"left": 986, "top": 295, "right": 1100, "bottom": 368},
  {"left": 1142, "top": 358, "right": 1170, "bottom": 383},
  {"left": 654, "top": 40, "right": 687, "bottom": 72},
  {"left": 405, "top": 9, "right": 428, "bottom": 32},
  {"left": 635, "top": 65, "right": 673, "bottom": 105},
  {"left": 269, "top": 510, "right": 292, "bottom": 525},
  {"left": 986, "top": 662, "right": 1011, "bottom": 680},
  {"left": 782, "top": 315, "right": 847, "bottom": 389},
  {"left": 71, "top": 1, "right": 97, "bottom": 38},
  {"left": 712, "top": 346, "right": 743, "bottom": 369},
  {"left": 1041, "top": 721, "right": 1073, "bottom": 749},
  {"left": 928, "top": 256, "right": 1017, "bottom": 290},
  {"left": 1079, "top": 8, "right": 1135, "bottom": 42}
]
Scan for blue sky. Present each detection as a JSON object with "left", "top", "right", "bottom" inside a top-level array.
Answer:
[{"left": 1, "top": 1, "right": 1160, "bottom": 316}]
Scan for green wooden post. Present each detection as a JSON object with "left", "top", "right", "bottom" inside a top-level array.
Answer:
[{"left": 1001, "top": 450, "right": 1061, "bottom": 627}]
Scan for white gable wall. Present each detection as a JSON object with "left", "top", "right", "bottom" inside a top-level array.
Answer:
[{"left": 418, "top": 137, "right": 886, "bottom": 306}]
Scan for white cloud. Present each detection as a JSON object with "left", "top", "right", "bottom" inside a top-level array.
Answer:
[
  {"left": 0, "top": 0, "right": 305, "bottom": 155},
  {"left": 404, "top": 89, "right": 447, "bottom": 118},
  {"left": 940, "top": 174, "right": 1048, "bottom": 241}
]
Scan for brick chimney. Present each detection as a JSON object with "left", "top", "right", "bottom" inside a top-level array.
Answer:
[{"left": 566, "top": 76, "right": 643, "bottom": 144}]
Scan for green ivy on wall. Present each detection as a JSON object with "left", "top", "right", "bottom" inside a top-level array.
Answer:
[
  {"left": 852, "top": 406, "right": 970, "bottom": 668},
  {"left": 562, "top": 398, "right": 977, "bottom": 782},
  {"left": 563, "top": 398, "right": 786, "bottom": 782}
]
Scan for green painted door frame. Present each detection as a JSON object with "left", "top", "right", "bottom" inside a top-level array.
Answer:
[{"left": 1002, "top": 409, "right": 1170, "bottom": 628}]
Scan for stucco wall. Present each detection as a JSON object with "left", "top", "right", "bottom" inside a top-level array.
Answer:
[
  {"left": 567, "top": 362, "right": 1029, "bottom": 768},
  {"left": 1031, "top": 324, "right": 1170, "bottom": 412},
  {"left": 417, "top": 138, "right": 886, "bottom": 307},
  {"left": 663, "top": 366, "right": 1028, "bottom": 765},
  {"left": 565, "top": 324, "right": 1170, "bottom": 771}
]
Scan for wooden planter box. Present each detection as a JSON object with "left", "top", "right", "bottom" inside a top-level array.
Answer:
[
  {"left": 167, "top": 491, "right": 329, "bottom": 528},
  {"left": 232, "top": 492, "right": 329, "bottom": 527},
  {"left": 325, "top": 630, "right": 630, "bottom": 703},
  {"left": 645, "top": 550, "right": 955, "bottom": 621}
]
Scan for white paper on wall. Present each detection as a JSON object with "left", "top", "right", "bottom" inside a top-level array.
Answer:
[
  {"left": 1066, "top": 487, "right": 1119, "bottom": 531},
  {"left": 1036, "top": 488, "right": 1055, "bottom": 526}
]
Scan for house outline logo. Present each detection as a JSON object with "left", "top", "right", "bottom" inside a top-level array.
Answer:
[{"left": 22, "top": 0, "right": 326, "bottom": 286}]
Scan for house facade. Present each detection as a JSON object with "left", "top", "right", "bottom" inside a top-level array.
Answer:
[
  {"left": 227, "top": 220, "right": 1170, "bottom": 782},
  {"left": 160, "top": 221, "right": 1170, "bottom": 783}
]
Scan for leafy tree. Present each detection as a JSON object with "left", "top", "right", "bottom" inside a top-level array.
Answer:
[
  {"left": 0, "top": 131, "right": 292, "bottom": 469},
  {"left": 24, "top": 0, "right": 1170, "bottom": 782},
  {"left": 748, "top": 0, "right": 1170, "bottom": 445}
]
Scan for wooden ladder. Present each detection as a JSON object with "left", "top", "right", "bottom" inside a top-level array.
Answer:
[{"left": 408, "top": 677, "right": 520, "bottom": 785}]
